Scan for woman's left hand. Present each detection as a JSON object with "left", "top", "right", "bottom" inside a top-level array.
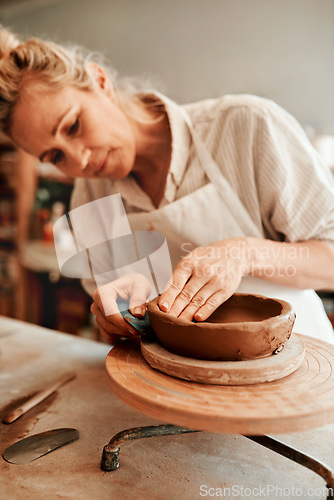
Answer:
[{"left": 158, "top": 237, "right": 249, "bottom": 321}]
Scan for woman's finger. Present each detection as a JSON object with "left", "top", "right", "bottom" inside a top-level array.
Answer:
[
  {"left": 92, "top": 286, "right": 119, "bottom": 317},
  {"left": 95, "top": 318, "right": 122, "bottom": 345},
  {"left": 168, "top": 275, "right": 208, "bottom": 317},
  {"left": 158, "top": 262, "right": 192, "bottom": 312},
  {"left": 128, "top": 277, "right": 151, "bottom": 317},
  {"left": 91, "top": 302, "right": 137, "bottom": 336},
  {"left": 191, "top": 269, "right": 242, "bottom": 321},
  {"left": 177, "top": 279, "right": 223, "bottom": 321},
  {"left": 193, "top": 285, "right": 236, "bottom": 321}
]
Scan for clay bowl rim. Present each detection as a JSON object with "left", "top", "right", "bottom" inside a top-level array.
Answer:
[{"left": 147, "top": 293, "right": 295, "bottom": 329}]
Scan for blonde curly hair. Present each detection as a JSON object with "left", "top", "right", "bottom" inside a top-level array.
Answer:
[{"left": 0, "top": 27, "right": 154, "bottom": 140}]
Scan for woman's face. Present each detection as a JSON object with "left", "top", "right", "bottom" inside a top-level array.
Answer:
[{"left": 10, "top": 78, "right": 137, "bottom": 178}]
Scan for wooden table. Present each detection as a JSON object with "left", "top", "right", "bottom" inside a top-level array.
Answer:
[{"left": 1, "top": 316, "right": 334, "bottom": 500}]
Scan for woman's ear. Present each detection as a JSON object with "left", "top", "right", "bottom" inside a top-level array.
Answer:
[{"left": 87, "top": 62, "right": 114, "bottom": 98}]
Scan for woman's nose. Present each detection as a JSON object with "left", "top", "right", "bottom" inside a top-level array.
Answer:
[{"left": 66, "top": 141, "right": 91, "bottom": 170}]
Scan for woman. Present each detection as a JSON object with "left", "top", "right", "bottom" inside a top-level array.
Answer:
[{"left": 0, "top": 28, "right": 333, "bottom": 344}]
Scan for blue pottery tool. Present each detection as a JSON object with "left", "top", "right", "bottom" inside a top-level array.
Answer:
[{"left": 118, "top": 299, "right": 151, "bottom": 335}]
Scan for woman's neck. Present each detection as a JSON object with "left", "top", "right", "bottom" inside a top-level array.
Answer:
[{"left": 127, "top": 97, "right": 172, "bottom": 207}]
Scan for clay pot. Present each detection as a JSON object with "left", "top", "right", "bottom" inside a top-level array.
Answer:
[{"left": 147, "top": 293, "right": 296, "bottom": 361}]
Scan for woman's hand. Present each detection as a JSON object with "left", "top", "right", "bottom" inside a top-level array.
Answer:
[
  {"left": 91, "top": 273, "right": 152, "bottom": 344},
  {"left": 158, "top": 236, "right": 334, "bottom": 322},
  {"left": 158, "top": 238, "right": 249, "bottom": 321}
]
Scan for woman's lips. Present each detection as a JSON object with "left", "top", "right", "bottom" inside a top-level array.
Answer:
[{"left": 97, "top": 152, "right": 110, "bottom": 174}]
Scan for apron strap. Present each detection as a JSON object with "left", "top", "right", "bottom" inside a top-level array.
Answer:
[{"left": 157, "top": 92, "right": 264, "bottom": 239}]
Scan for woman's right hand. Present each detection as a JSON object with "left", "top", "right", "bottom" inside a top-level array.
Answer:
[{"left": 90, "top": 273, "right": 152, "bottom": 344}]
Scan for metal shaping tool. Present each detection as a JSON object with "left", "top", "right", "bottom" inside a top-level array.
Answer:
[{"left": 2, "top": 428, "right": 79, "bottom": 464}]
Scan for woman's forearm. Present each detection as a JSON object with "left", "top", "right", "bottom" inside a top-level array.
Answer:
[{"left": 243, "top": 237, "right": 334, "bottom": 291}]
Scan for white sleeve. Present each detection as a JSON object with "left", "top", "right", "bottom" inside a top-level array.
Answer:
[{"left": 254, "top": 100, "right": 334, "bottom": 248}]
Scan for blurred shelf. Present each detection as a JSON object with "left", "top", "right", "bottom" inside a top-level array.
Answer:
[{"left": 0, "top": 226, "right": 17, "bottom": 240}]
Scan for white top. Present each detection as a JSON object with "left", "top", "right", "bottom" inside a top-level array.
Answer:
[
  {"left": 71, "top": 93, "right": 334, "bottom": 249},
  {"left": 69, "top": 93, "right": 334, "bottom": 342}
]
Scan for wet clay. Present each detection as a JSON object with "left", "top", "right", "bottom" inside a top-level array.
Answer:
[
  {"left": 147, "top": 293, "right": 296, "bottom": 361},
  {"left": 204, "top": 294, "right": 283, "bottom": 323}
]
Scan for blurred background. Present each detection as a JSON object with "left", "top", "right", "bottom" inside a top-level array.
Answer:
[{"left": 0, "top": 0, "right": 333, "bottom": 337}]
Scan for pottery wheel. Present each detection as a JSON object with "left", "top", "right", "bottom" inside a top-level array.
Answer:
[
  {"left": 106, "top": 334, "right": 334, "bottom": 435},
  {"left": 141, "top": 335, "right": 305, "bottom": 385}
]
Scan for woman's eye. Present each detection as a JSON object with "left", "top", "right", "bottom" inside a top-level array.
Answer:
[
  {"left": 67, "top": 119, "right": 79, "bottom": 135},
  {"left": 52, "top": 150, "right": 64, "bottom": 165}
]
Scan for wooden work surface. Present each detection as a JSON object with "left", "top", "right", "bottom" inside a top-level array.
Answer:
[
  {"left": 2, "top": 316, "right": 334, "bottom": 500},
  {"left": 106, "top": 335, "right": 334, "bottom": 435}
]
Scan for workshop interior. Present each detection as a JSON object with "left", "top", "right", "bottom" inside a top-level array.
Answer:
[{"left": 1, "top": 1, "right": 334, "bottom": 499}]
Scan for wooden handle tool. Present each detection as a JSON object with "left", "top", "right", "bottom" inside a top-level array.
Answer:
[{"left": 2, "top": 372, "right": 76, "bottom": 424}]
